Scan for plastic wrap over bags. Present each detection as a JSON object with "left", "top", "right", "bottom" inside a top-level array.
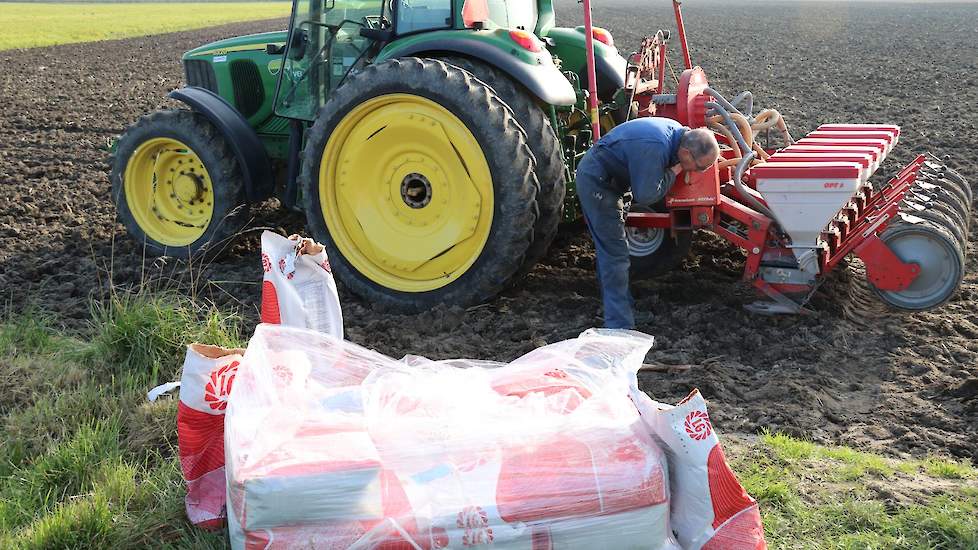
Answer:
[
  {"left": 259, "top": 231, "right": 343, "bottom": 338},
  {"left": 225, "top": 324, "right": 681, "bottom": 550},
  {"left": 177, "top": 343, "right": 246, "bottom": 528}
]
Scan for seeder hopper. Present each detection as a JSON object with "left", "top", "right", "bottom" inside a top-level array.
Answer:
[{"left": 619, "top": 5, "right": 971, "bottom": 313}]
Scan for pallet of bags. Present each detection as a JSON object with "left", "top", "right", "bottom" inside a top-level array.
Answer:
[{"left": 225, "top": 325, "right": 682, "bottom": 550}]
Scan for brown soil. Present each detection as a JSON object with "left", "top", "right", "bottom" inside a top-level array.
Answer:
[{"left": 1, "top": 2, "right": 976, "bottom": 462}]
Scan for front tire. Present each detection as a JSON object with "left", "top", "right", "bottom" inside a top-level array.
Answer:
[
  {"left": 300, "top": 58, "right": 539, "bottom": 312},
  {"left": 110, "top": 109, "right": 247, "bottom": 258}
]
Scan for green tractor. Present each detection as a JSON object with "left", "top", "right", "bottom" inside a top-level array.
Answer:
[{"left": 111, "top": 0, "right": 647, "bottom": 311}]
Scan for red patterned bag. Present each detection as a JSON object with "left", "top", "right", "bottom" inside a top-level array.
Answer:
[
  {"left": 631, "top": 388, "right": 767, "bottom": 550},
  {"left": 177, "top": 343, "right": 246, "bottom": 528},
  {"left": 259, "top": 231, "right": 343, "bottom": 338}
]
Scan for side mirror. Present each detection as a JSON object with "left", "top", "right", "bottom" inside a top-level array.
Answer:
[{"left": 288, "top": 29, "right": 309, "bottom": 59}]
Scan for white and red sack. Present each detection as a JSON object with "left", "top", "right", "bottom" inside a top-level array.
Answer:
[
  {"left": 176, "top": 343, "right": 246, "bottom": 528},
  {"left": 631, "top": 388, "right": 767, "bottom": 550},
  {"left": 259, "top": 231, "right": 343, "bottom": 338},
  {"left": 225, "top": 325, "right": 681, "bottom": 550}
]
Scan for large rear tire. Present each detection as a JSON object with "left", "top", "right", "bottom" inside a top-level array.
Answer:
[
  {"left": 300, "top": 58, "right": 538, "bottom": 312},
  {"left": 110, "top": 109, "right": 248, "bottom": 258},
  {"left": 439, "top": 56, "right": 566, "bottom": 274}
]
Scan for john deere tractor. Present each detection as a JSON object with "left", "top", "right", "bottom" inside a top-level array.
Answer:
[{"left": 111, "top": 0, "right": 639, "bottom": 311}]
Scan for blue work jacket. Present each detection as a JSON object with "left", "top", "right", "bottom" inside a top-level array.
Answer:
[{"left": 587, "top": 117, "right": 687, "bottom": 205}]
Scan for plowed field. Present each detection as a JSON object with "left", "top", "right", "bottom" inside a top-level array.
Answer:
[{"left": 1, "top": 1, "right": 976, "bottom": 462}]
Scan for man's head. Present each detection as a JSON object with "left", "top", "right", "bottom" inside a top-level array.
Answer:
[{"left": 677, "top": 128, "right": 721, "bottom": 172}]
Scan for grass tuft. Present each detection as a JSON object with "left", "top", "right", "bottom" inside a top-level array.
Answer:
[
  {"left": 0, "top": 307, "right": 59, "bottom": 356},
  {"left": 922, "top": 457, "right": 976, "bottom": 480},
  {"left": 732, "top": 432, "right": 978, "bottom": 549},
  {"left": 84, "top": 290, "right": 242, "bottom": 382}
]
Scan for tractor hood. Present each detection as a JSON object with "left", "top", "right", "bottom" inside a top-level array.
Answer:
[{"left": 183, "top": 31, "right": 288, "bottom": 60}]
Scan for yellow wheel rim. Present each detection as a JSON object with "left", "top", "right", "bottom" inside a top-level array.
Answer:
[
  {"left": 320, "top": 94, "right": 494, "bottom": 293},
  {"left": 123, "top": 137, "right": 215, "bottom": 247}
]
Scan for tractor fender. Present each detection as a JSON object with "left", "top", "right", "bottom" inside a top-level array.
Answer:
[
  {"left": 384, "top": 40, "right": 577, "bottom": 106},
  {"left": 168, "top": 86, "right": 274, "bottom": 202},
  {"left": 584, "top": 54, "right": 627, "bottom": 101}
]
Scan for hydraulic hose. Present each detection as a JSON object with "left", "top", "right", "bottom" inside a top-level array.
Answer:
[
  {"left": 752, "top": 109, "right": 793, "bottom": 146},
  {"left": 733, "top": 150, "right": 780, "bottom": 225},
  {"left": 706, "top": 101, "right": 780, "bottom": 225},
  {"left": 729, "top": 112, "right": 754, "bottom": 149},
  {"left": 705, "top": 101, "right": 751, "bottom": 157},
  {"left": 707, "top": 120, "right": 742, "bottom": 158},
  {"left": 730, "top": 91, "right": 754, "bottom": 119},
  {"left": 751, "top": 109, "right": 780, "bottom": 132},
  {"left": 752, "top": 141, "right": 771, "bottom": 160},
  {"left": 704, "top": 87, "right": 744, "bottom": 118}
]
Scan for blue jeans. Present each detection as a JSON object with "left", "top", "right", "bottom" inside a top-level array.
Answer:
[{"left": 576, "top": 153, "right": 634, "bottom": 329}]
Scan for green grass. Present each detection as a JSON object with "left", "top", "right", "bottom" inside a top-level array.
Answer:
[
  {"left": 0, "top": 2, "right": 291, "bottom": 51},
  {"left": 726, "top": 432, "right": 978, "bottom": 549},
  {"left": 0, "top": 291, "right": 241, "bottom": 548},
  {"left": 1, "top": 296, "right": 976, "bottom": 548}
]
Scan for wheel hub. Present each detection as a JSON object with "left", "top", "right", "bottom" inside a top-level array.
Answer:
[
  {"left": 626, "top": 226, "right": 665, "bottom": 256},
  {"left": 173, "top": 171, "right": 206, "bottom": 204},
  {"left": 400, "top": 172, "right": 432, "bottom": 209}
]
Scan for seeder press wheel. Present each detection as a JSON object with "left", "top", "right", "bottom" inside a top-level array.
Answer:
[
  {"left": 870, "top": 218, "right": 965, "bottom": 311},
  {"left": 868, "top": 156, "right": 972, "bottom": 311}
]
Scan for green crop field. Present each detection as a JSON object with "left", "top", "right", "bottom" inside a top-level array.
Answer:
[{"left": 0, "top": 2, "right": 291, "bottom": 51}]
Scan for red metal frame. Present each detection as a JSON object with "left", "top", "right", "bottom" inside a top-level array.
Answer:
[
  {"left": 656, "top": 40, "right": 667, "bottom": 94},
  {"left": 581, "top": 0, "right": 601, "bottom": 139},
  {"left": 856, "top": 235, "right": 920, "bottom": 291},
  {"left": 581, "top": 2, "right": 928, "bottom": 308},
  {"left": 672, "top": 0, "right": 692, "bottom": 70},
  {"left": 821, "top": 155, "right": 925, "bottom": 273}
]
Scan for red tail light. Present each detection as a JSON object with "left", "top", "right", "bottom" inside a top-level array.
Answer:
[
  {"left": 509, "top": 30, "right": 542, "bottom": 53},
  {"left": 592, "top": 27, "right": 614, "bottom": 47}
]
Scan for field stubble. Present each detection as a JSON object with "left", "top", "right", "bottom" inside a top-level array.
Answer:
[{"left": 0, "top": 1, "right": 977, "bottom": 464}]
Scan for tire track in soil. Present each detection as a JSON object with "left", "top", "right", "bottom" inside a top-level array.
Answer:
[{"left": 1, "top": 3, "right": 977, "bottom": 462}]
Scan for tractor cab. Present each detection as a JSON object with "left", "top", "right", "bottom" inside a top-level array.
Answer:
[
  {"left": 274, "top": 0, "right": 393, "bottom": 120},
  {"left": 273, "top": 0, "right": 591, "bottom": 122}
]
